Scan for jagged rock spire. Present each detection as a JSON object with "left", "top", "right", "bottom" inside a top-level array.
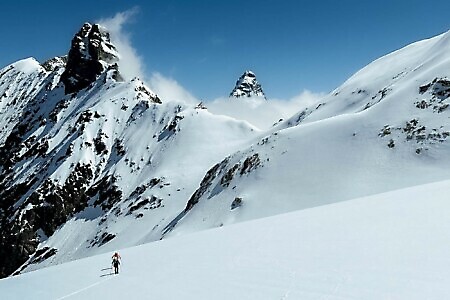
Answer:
[
  {"left": 230, "top": 70, "right": 266, "bottom": 100},
  {"left": 60, "top": 23, "right": 120, "bottom": 94}
]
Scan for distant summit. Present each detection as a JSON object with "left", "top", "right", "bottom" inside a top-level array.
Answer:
[
  {"left": 60, "top": 23, "right": 121, "bottom": 94},
  {"left": 230, "top": 70, "right": 266, "bottom": 99}
]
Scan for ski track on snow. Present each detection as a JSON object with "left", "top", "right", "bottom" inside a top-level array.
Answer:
[{"left": 54, "top": 276, "right": 115, "bottom": 300}]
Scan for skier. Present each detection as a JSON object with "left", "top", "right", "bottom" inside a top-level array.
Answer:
[{"left": 111, "top": 252, "right": 121, "bottom": 274}]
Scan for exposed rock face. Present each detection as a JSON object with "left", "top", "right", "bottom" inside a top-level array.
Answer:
[
  {"left": 230, "top": 70, "right": 266, "bottom": 99},
  {"left": 0, "top": 162, "right": 94, "bottom": 277},
  {"left": 60, "top": 23, "right": 120, "bottom": 94}
]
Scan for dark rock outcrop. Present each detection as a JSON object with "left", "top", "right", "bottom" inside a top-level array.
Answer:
[
  {"left": 60, "top": 23, "right": 119, "bottom": 94},
  {"left": 0, "top": 163, "right": 94, "bottom": 278}
]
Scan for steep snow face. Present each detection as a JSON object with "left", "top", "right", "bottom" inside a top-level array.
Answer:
[
  {"left": 0, "top": 58, "right": 48, "bottom": 145},
  {"left": 3, "top": 180, "right": 450, "bottom": 300},
  {"left": 230, "top": 70, "right": 266, "bottom": 99},
  {"left": 164, "top": 30, "right": 450, "bottom": 237},
  {"left": 11, "top": 99, "right": 259, "bottom": 274},
  {"left": 21, "top": 101, "right": 258, "bottom": 270},
  {"left": 0, "top": 55, "right": 164, "bottom": 276}
]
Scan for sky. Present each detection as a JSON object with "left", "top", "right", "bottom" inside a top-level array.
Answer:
[{"left": 0, "top": 0, "right": 449, "bottom": 101}]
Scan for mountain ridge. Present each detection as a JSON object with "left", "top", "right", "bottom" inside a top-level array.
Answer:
[
  {"left": 162, "top": 29, "right": 450, "bottom": 237},
  {"left": 0, "top": 25, "right": 449, "bottom": 278},
  {"left": 0, "top": 22, "right": 261, "bottom": 277}
]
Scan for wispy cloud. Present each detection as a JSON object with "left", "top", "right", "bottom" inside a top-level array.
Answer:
[
  {"left": 96, "top": 8, "right": 199, "bottom": 104},
  {"left": 96, "top": 7, "right": 145, "bottom": 81},
  {"left": 95, "top": 8, "right": 323, "bottom": 119},
  {"left": 149, "top": 73, "right": 199, "bottom": 104}
]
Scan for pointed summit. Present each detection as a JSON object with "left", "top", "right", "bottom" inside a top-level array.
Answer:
[
  {"left": 230, "top": 70, "right": 266, "bottom": 100},
  {"left": 60, "top": 23, "right": 121, "bottom": 94}
]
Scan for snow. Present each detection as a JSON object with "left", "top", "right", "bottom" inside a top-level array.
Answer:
[
  {"left": 169, "top": 109, "right": 450, "bottom": 236},
  {"left": 5, "top": 72, "right": 260, "bottom": 271},
  {"left": 2, "top": 180, "right": 450, "bottom": 299},
  {"left": 10, "top": 57, "right": 42, "bottom": 74},
  {"left": 150, "top": 27, "right": 450, "bottom": 260},
  {"left": 281, "top": 30, "right": 450, "bottom": 127},
  {"left": 1, "top": 23, "right": 450, "bottom": 298}
]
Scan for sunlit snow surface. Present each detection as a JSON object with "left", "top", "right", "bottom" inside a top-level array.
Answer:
[
  {"left": 165, "top": 29, "right": 450, "bottom": 235},
  {"left": 1, "top": 180, "right": 450, "bottom": 299},
  {"left": 1, "top": 25, "right": 449, "bottom": 296}
]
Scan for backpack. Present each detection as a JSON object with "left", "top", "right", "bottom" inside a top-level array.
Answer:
[{"left": 112, "top": 257, "right": 120, "bottom": 267}]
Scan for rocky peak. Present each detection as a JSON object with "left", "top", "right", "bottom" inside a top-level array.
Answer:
[
  {"left": 41, "top": 56, "right": 67, "bottom": 72},
  {"left": 230, "top": 70, "right": 266, "bottom": 99},
  {"left": 60, "top": 23, "right": 120, "bottom": 94}
]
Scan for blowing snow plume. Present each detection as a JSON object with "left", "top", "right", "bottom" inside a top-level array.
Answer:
[
  {"left": 97, "top": 8, "right": 198, "bottom": 105},
  {"left": 96, "top": 7, "right": 145, "bottom": 81}
]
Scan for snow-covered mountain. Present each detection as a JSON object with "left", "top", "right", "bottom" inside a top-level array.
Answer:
[
  {"left": 229, "top": 70, "right": 266, "bottom": 99},
  {"left": 0, "top": 20, "right": 449, "bottom": 284},
  {"left": 0, "top": 23, "right": 259, "bottom": 278},
  {"left": 163, "top": 30, "right": 450, "bottom": 237}
]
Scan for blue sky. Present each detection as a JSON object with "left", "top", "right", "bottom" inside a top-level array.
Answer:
[{"left": 0, "top": 0, "right": 448, "bottom": 100}]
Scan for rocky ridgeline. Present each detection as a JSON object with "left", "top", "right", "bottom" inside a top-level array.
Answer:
[{"left": 229, "top": 70, "right": 266, "bottom": 99}]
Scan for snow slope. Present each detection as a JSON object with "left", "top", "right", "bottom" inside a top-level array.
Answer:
[
  {"left": 164, "top": 29, "right": 450, "bottom": 236},
  {"left": 280, "top": 29, "right": 450, "bottom": 127},
  {"left": 4, "top": 73, "right": 260, "bottom": 273},
  {"left": 1, "top": 23, "right": 449, "bottom": 280},
  {"left": 0, "top": 23, "right": 259, "bottom": 277},
  {"left": 2, "top": 179, "right": 450, "bottom": 299}
]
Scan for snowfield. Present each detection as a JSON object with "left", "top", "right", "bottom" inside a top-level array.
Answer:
[
  {"left": 0, "top": 20, "right": 449, "bottom": 299},
  {"left": 2, "top": 179, "right": 450, "bottom": 299}
]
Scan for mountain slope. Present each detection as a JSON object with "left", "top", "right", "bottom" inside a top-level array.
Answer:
[
  {"left": 280, "top": 30, "right": 450, "bottom": 128},
  {"left": 2, "top": 179, "right": 450, "bottom": 299},
  {"left": 164, "top": 29, "right": 450, "bottom": 236},
  {"left": 0, "top": 23, "right": 259, "bottom": 277},
  {"left": 1, "top": 24, "right": 449, "bottom": 279}
]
